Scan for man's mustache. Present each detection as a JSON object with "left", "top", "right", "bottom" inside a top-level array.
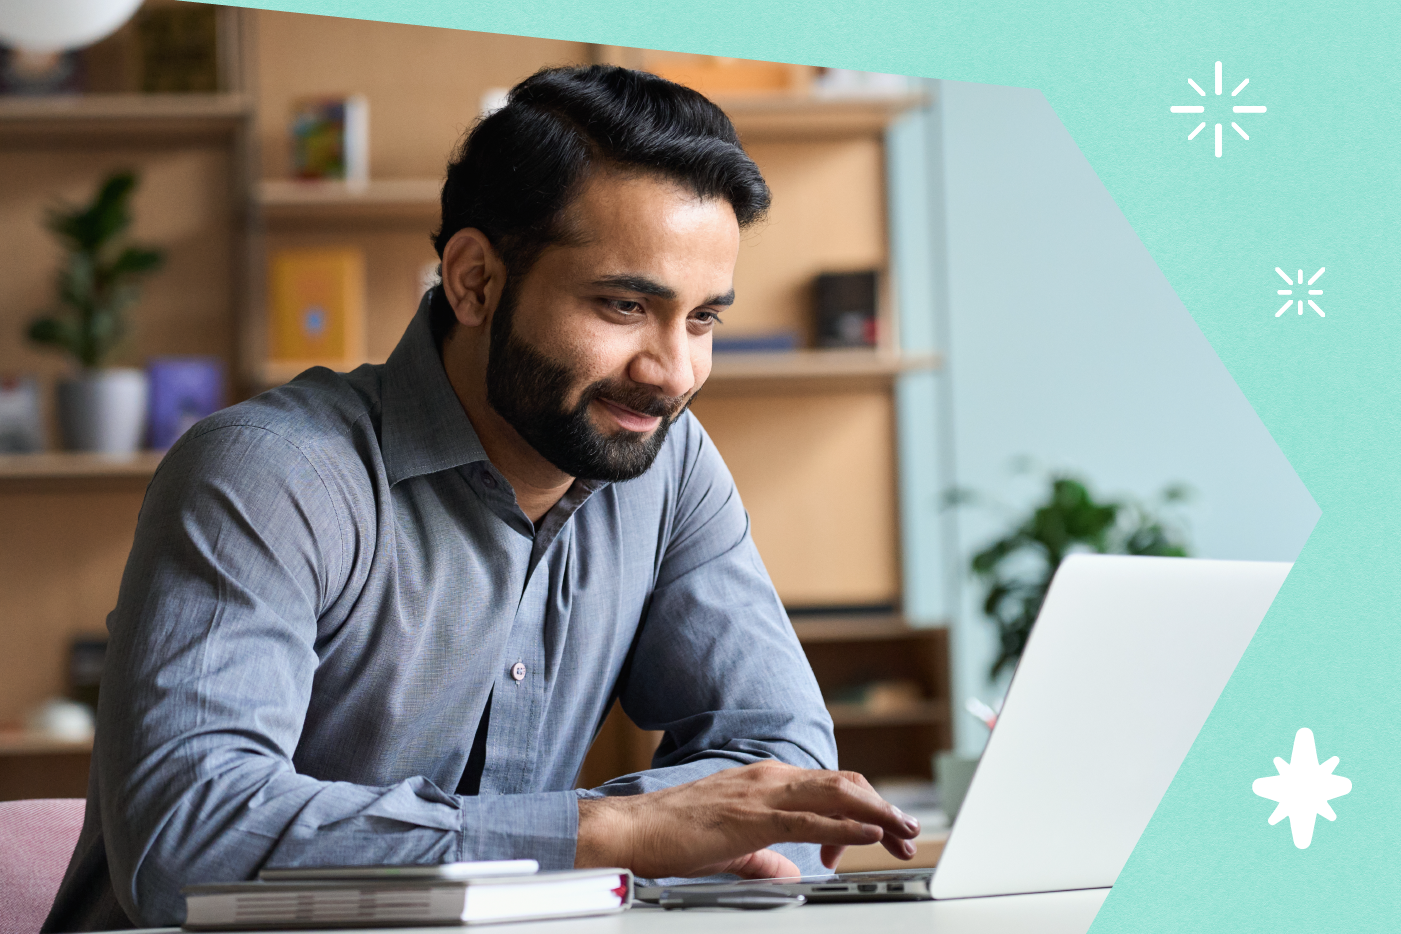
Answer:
[{"left": 583, "top": 379, "right": 692, "bottom": 422}]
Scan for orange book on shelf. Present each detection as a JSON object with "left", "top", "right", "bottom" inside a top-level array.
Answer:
[
  {"left": 267, "top": 247, "right": 366, "bottom": 365},
  {"left": 641, "top": 52, "right": 812, "bottom": 96}
]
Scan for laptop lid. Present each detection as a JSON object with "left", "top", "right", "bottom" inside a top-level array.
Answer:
[{"left": 931, "top": 554, "right": 1289, "bottom": 899}]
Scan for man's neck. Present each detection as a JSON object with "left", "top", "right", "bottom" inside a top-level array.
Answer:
[{"left": 440, "top": 329, "right": 574, "bottom": 525}]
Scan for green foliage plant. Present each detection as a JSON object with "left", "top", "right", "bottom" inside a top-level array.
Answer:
[
  {"left": 28, "top": 171, "right": 165, "bottom": 369},
  {"left": 951, "top": 472, "right": 1192, "bottom": 679}
]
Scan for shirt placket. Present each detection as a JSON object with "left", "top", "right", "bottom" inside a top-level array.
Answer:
[
  {"left": 473, "top": 468, "right": 600, "bottom": 796},
  {"left": 489, "top": 567, "right": 550, "bottom": 793}
]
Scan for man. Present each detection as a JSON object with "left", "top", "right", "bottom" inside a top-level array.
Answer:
[{"left": 45, "top": 64, "right": 919, "bottom": 931}]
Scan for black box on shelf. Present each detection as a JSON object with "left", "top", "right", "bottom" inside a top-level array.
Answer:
[
  {"left": 813, "top": 270, "right": 879, "bottom": 348},
  {"left": 69, "top": 637, "right": 107, "bottom": 711}
]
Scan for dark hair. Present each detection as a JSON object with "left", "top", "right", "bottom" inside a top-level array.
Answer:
[{"left": 429, "top": 64, "right": 770, "bottom": 341}]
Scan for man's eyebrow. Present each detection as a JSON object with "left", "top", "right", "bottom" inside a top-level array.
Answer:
[
  {"left": 593, "top": 275, "right": 735, "bottom": 308},
  {"left": 594, "top": 275, "right": 676, "bottom": 300}
]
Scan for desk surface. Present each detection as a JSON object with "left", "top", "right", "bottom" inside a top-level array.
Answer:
[{"left": 126, "top": 888, "right": 1109, "bottom": 934}]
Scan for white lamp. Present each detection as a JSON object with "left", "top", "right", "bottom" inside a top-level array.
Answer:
[{"left": 0, "top": 0, "right": 145, "bottom": 54}]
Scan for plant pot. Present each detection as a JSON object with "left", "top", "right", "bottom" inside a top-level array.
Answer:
[
  {"left": 934, "top": 751, "right": 981, "bottom": 820},
  {"left": 57, "top": 367, "right": 149, "bottom": 454}
]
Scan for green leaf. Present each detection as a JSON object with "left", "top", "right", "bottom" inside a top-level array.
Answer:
[
  {"left": 28, "top": 317, "right": 74, "bottom": 352},
  {"left": 48, "top": 171, "right": 138, "bottom": 252},
  {"left": 37, "top": 170, "right": 161, "bottom": 368},
  {"left": 109, "top": 246, "right": 164, "bottom": 277}
]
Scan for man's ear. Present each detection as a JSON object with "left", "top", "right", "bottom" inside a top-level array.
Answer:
[{"left": 441, "top": 228, "right": 505, "bottom": 329}]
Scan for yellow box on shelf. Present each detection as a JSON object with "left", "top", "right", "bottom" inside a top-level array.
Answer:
[{"left": 267, "top": 247, "right": 366, "bottom": 367}]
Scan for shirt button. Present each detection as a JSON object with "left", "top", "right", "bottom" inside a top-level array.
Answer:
[
  {"left": 510, "top": 662, "right": 527, "bottom": 682},
  {"left": 481, "top": 473, "right": 497, "bottom": 489}
]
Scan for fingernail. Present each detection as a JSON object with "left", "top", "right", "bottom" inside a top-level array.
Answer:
[
  {"left": 893, "top": 808, "right": 919, "bottom": 835},
  {"left": 904, "top": 839, "right": 917, "bottom": 857}
]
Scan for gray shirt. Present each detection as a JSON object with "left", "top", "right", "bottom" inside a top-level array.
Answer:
[{"left": 45, "top": 296, "right": 837, "bottom": 930}]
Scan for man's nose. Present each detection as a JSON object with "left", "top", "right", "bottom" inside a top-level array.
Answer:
[{"left": 630, "top": 319, "right": 696, "bottom": 400}]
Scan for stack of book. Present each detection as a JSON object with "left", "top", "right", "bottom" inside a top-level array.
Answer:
[{"left": 182, "top": 861, "right": 632, "bottom": 930}]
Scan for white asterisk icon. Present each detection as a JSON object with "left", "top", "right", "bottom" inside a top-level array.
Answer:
[
  {"left": 1252, "top": 728, "right": 1352, "bottom": 849},
  {"left": 1170, "top": 61, "right": 1267, "bottom": 157},
  {"left": 1275, "top": 266, "right": 1325, "bottom": 317}
]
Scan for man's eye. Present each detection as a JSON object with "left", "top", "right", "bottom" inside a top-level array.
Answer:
[
  {"left": 691, "top": 311, "right": 723, "bottom": 327},
  {"left": 608, "top": 299, "right": 643, "bottom": 315}
]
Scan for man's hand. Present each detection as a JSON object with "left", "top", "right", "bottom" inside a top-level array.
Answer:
[{"left": 575, "top": 760, "right": 921, "bottom": 879}]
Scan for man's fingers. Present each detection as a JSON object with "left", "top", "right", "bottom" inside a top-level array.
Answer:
[
  {"left": 819, "top": 843, "right": 847, "bottom": 869},
  {"left": 767, "top": 812, "right": 884, "bottom": 847},
  {"left": 880, "top": 834, "right": 918, "bottom": 860},
  {"left": 775, "top": 773, "right": 920, "bottom": 840},
  {"left": 723, "top": 848, "right": 803, "bottom": 880}
]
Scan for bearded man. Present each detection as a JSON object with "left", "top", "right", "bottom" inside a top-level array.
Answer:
[{"left": 45, "top": 64, "right": 919, "bottom": 931}]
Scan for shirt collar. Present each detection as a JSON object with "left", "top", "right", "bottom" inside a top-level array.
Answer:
[{"left": 379, "top": 292, "right": 490, "bottom": 487}]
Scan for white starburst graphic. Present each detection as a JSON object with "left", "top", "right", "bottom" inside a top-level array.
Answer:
[
  {"left": 1252, "top": 728, "right": 1352, "bottom": 849},
  {"left": 1274, "top": 266, "right": 1325, "bottom": 317},
  {"left": 1170, "top": 61, "right": 1267, "bottom": 157}
]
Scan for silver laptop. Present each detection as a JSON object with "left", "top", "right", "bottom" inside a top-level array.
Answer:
[{"left": 637, "top": 554, "right": 1290, "bottom": 904}]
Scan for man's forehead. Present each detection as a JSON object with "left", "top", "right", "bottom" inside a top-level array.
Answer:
[{"left": 563, "top": 171, "right": 738, "bottom": 243}]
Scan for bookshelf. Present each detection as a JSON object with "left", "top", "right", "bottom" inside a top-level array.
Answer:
[
  {"left": 798, "top": 617, "right": 951, "bottom": 780},
  {"left": 0, "top": 8, "right": 952, "bottom": 799},
  {"left": 580, "top": 617, "right": 951, "bottom": 788},
  {"left": 0, "top": 733, "right": 92, "bottom": 802},
  {"left": 0, "top": 91, "right": 252, "bottom": 141},
  {"left": 256, "top": 178, "right": 441, "bottom": 221},
  {"left": 0, "top": 452, "right": 164, "bottom": 483},
  {"left": 718, "top": 91, "right": 929, "bottom": 140}
]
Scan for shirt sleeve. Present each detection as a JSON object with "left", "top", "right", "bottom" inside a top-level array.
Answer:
[
  {"left": 589, "top": 414, "right": 839, "bottom": 874},
  {"left": 96, "top": 424, "right": 579, "bottom": 927}
]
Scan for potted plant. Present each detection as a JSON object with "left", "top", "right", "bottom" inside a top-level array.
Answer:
[
  {"left": 28, "top": 171, "right": 164, "bottom": 453},
  {"left": 953, "top": 472, "right": 1192, "bottom": 678}
]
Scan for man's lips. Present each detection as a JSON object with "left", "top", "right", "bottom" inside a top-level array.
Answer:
[{"left": 595, "top": 397, "right": 664, "bottom": 433}]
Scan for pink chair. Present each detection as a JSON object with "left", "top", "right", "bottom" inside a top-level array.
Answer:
[{"left": 0, "top": 799, "right": 85, "bottom": 934}]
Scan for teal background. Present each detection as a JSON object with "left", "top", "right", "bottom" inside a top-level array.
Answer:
[{"left": 212, "top": 1, "right": 1399, "bottom": 928}]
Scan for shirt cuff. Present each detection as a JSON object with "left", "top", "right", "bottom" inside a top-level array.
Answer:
[{"left": 458, "top": 791, "right": 580, "bottom": 869}]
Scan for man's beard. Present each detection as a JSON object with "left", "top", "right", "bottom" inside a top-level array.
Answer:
[{"left": 484, "top": 285, "right": 692, "bottom": 483}]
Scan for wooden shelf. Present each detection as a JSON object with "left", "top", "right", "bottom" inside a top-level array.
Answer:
[
  {"left": 705, "top": 349, "right": 939, "bottom": 394},
  {"left": 793, "top": 615, "right": 946, "bottom": 644},
  {"left": 827, "top": 700, "right": 949, "bottom": 728},
  {"left": 257, "top": 349, "right": 937, "bottom": 393},
  {"left": 715, "top": 91, "right": 929, "bottom": 140},
  {"left": 0, "top": 732, "right": 93, "bottom": 756},
  {"left": 257, "top": 358, "right": 383, "bottom": 389},
  {"left": 257, "top": 178, "right": 441, "bottom": 222},
  {"left": 0, "top": 93, "right": 252, "bottom": 143},
  {"left": 0, "top": 451, "right": 164, "bottom": 483}
]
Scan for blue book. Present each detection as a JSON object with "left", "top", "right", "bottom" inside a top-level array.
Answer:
[
  {"left": 147, "top": 356, "right": 226, "bottom": 450},
  {"left": 711, "top": 331, "right": 801, "bottom": 353}
]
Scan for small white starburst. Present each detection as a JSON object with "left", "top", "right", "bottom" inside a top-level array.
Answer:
[
  {"left": 1251, "top": 728, "right": 1352, "bottom": 849},
  {"left": 1169, "top": 61, "right": 1267, "bottom": 157},
  {"left": 1274, "top": 266, "right": 1325, "bottom": 317}
]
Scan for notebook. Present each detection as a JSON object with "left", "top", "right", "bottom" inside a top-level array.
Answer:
[{"left": 182, "top": 868, "right": 632, "bottom": 930}]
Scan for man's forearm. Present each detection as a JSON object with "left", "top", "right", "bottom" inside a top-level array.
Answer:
[
  {"left": 574, "top": 797, "right": 633, "bottom": 870},
  {"left": 106, "top": 748, "right": 582, "bottom": 926}
]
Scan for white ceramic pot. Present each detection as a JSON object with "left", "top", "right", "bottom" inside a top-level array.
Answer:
[{"left": 57, "top": 367, "right": 149, "bottom": 453}]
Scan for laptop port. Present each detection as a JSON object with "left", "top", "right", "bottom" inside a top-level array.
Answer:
[
  {"left": 887, "top": 884, "right": 905, "bottom": 893},
  {"left": 857, "top": 884, "right": 878, "bottom": 893}
]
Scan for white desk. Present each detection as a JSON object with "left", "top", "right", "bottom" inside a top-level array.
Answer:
[{"left": 129, "top": 888, "right": 1109, "bottom": 934}]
